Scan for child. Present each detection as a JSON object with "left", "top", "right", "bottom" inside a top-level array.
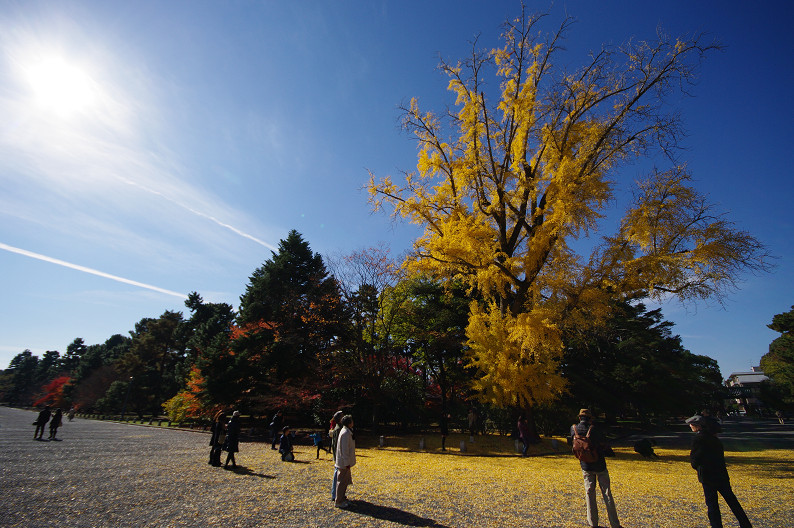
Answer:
[
  {"left": 310, "top": 431, "right": 330, "bottom": 459},
  {"left": 279, "top": 426, "right": 295, "bottom": 462}
]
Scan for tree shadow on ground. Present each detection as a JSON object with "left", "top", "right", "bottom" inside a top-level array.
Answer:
[
  {"left": 225, "top": 465, "right": 275, "bottom": 479},
  {"left": 346, "top": 500, "right": 451, "bottom": 527},
  {"left": 648, "top": 452, "right": 794, "bottom": 479}
]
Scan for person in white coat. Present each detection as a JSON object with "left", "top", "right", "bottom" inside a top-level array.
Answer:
[{"left": 334, "top": 415, "right": 356, "bottom": 509}]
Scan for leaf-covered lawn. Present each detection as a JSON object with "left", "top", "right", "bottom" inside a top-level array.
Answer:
[{"left": 257, "top": 434, "right": 793, "bottom": 527}]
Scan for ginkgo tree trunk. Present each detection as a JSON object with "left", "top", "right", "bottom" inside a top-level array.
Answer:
[{"left": 369, "top": 9, "right": 770, "bottom": 435}]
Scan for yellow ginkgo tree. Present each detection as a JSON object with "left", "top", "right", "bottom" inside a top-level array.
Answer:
[{"left": 369, "top": 10, "right": 770, "bottom": 430}]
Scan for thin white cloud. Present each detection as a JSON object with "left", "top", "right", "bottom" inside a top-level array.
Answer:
[
  {"left": 0, "top": 242, "right": 187, "bottom": 299},
  {"left": 118, "top": 177, "right": 277, "bottom": 251}
]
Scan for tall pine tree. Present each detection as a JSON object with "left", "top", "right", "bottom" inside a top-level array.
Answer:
[{"left": 235, "top": 230, "right": 345, "bottom": 413}]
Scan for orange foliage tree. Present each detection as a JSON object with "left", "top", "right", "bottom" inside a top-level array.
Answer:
[{"left": 34, "top": 375, "right": 71, "bottom": 408}]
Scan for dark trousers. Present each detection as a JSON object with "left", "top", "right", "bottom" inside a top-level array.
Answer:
[
  {"left": 209, "top": 446, "right": 222, "bottom": 466},
  {"left": 702, "top": 482, "right": 752, "bottom": 528},
  {"left": 34, "top": 424, "right": 46, "bottom": 439}
]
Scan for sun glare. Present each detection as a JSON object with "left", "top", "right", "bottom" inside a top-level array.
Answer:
[{"left": 24, "top": 56, "right": 97, "bottom": 118}]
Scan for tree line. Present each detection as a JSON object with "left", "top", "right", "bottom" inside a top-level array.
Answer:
[{"left": 1, "top": 230, "right": 730, "bottom": 437}]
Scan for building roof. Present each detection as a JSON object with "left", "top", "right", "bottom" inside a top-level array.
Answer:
[{"left": 727, "top": 372, "right": 769, "bottom": 384}]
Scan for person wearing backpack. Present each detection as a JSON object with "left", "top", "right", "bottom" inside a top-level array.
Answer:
[{"left": 570, "top": 409, "right": 622, "bottom": 528}]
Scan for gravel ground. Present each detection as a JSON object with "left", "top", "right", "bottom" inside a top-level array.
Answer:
[
  {"left": 3, "top": 407, "right": 792, "bottom": 528},
  {"left": 0, "top": 406, "right": 397, "bottom": 528}
]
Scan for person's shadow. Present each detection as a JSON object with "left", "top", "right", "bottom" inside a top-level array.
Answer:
[
  {"left": 345, "top": 500, "right": 451, "bottom": 527},
  {"left": 225, "top": 465, "right": 275, "bottom": 479}
]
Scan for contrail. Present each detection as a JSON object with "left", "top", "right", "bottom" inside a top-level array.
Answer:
[
  {"left": 0, "top": 242, "right": 187, "bottom": 299},
  {"left": 119, "top": 177, "right": 278, "bottom": 251}
]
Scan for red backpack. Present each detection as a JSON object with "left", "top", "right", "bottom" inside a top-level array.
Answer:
[{"left": 572, "top": 425, "right": 599, "bottom": 463}]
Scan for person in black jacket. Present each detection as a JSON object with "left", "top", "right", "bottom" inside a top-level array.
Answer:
[
  {"left": 48, "top": 408, "right": 63, "bottom": 440},
  {"left": 269, "top": 410, "right": 283, "bottom": 450},
  {"left": 687, "top": 414, "right": 753, "bottom": 528},
  {"left": 224, "top": 411, "right": 241, "bottom": 469},
  {"left": 208, "top": 410, "right": 227, "bottom": 467},
  {"left": 570, "top": 409, "right": 622, "bottom": 528},
  {"left": 33, "top": 405, "right": 51, "bottom": 440}
]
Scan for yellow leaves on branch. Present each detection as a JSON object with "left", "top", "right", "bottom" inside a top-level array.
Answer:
[
  {"left": 615, "top": 166, "right": 770, "bottom": 302},
  {"left": 466, "top": 302, "right": 566, "bottom": 408}
]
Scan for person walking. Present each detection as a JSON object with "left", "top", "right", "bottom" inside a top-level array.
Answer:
[
  {"left": 224, "top": 410, "right": 241, "bottom": 469},
  {"left": 33, "top": 405, "right": 51, "bottom": 440},
  {"left": 570, "top": 409, "right": 622, "bottom": 528},
  {"left": 334, "top": 414, "right": 356, "bottom": 509},
  {"left": 517, "top": 414, "right": 530, "bottom": 456},
  {"left": 329, "top": 410, "right": 344, "bottom": 502},
  {"left": 687, "top": 414, "right": 753, "bottom": 528},
  {"left": 269, "top": 410, "right": 283, "bottom": 450},
  {"left": 208, "top": 410, "right": 227, "bottom": 467},
  {"left": 48, "top": 408, "right": 63, "bottom": 440},
  {"left": 310, "top": 431, "right": 329, "bottom": 459}
]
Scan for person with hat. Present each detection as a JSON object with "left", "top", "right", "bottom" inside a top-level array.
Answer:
[
  {"left": 329, "top": 410, "right": 344, "bottom": 502},
  {"left": 686, "top": 414, "right": 753, "bottom": 528},
  {"left": 570, "top": 408, "right": 622, "bottom": 528}
]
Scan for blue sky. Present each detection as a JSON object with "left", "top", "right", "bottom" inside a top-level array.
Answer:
[{"left": 1, "top": 1, "right": 791, "bottom": 378}]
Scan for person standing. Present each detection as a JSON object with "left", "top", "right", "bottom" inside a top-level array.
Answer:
[
  {"left": 334, "top": 414, "right": 356, "bottom": 509},
  {"left": 48, "top": 408, "right": 63, "bottom": 440},
  {"left": 208, "top": 410, "right": 227, "bottom": 466},
  {"left": 467, "top": 407, "right": 478, "bottom": 438},
  {"left": 570, "top": 409, "right": 621, "bottom": 528},
  {"left": 517, "top": 415, "right": 530, "bottom": 456},
  {"left": 269, "top": 410, "right": 283, "bottom": 450},
  {"left": 33, "top": 405, "right": 51, "bottom": 440},
  {"left": 440, "top": 414, "right": 450, "bottom": 452},
  {"left": 329, "top": 410, "right": 344, "bottom": 502},
  {"left": 687, "top": 414, "right": 753, "bottom": 528},
  {"left": 224, "top": 411, "right": 241, "bottom": 469}
]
